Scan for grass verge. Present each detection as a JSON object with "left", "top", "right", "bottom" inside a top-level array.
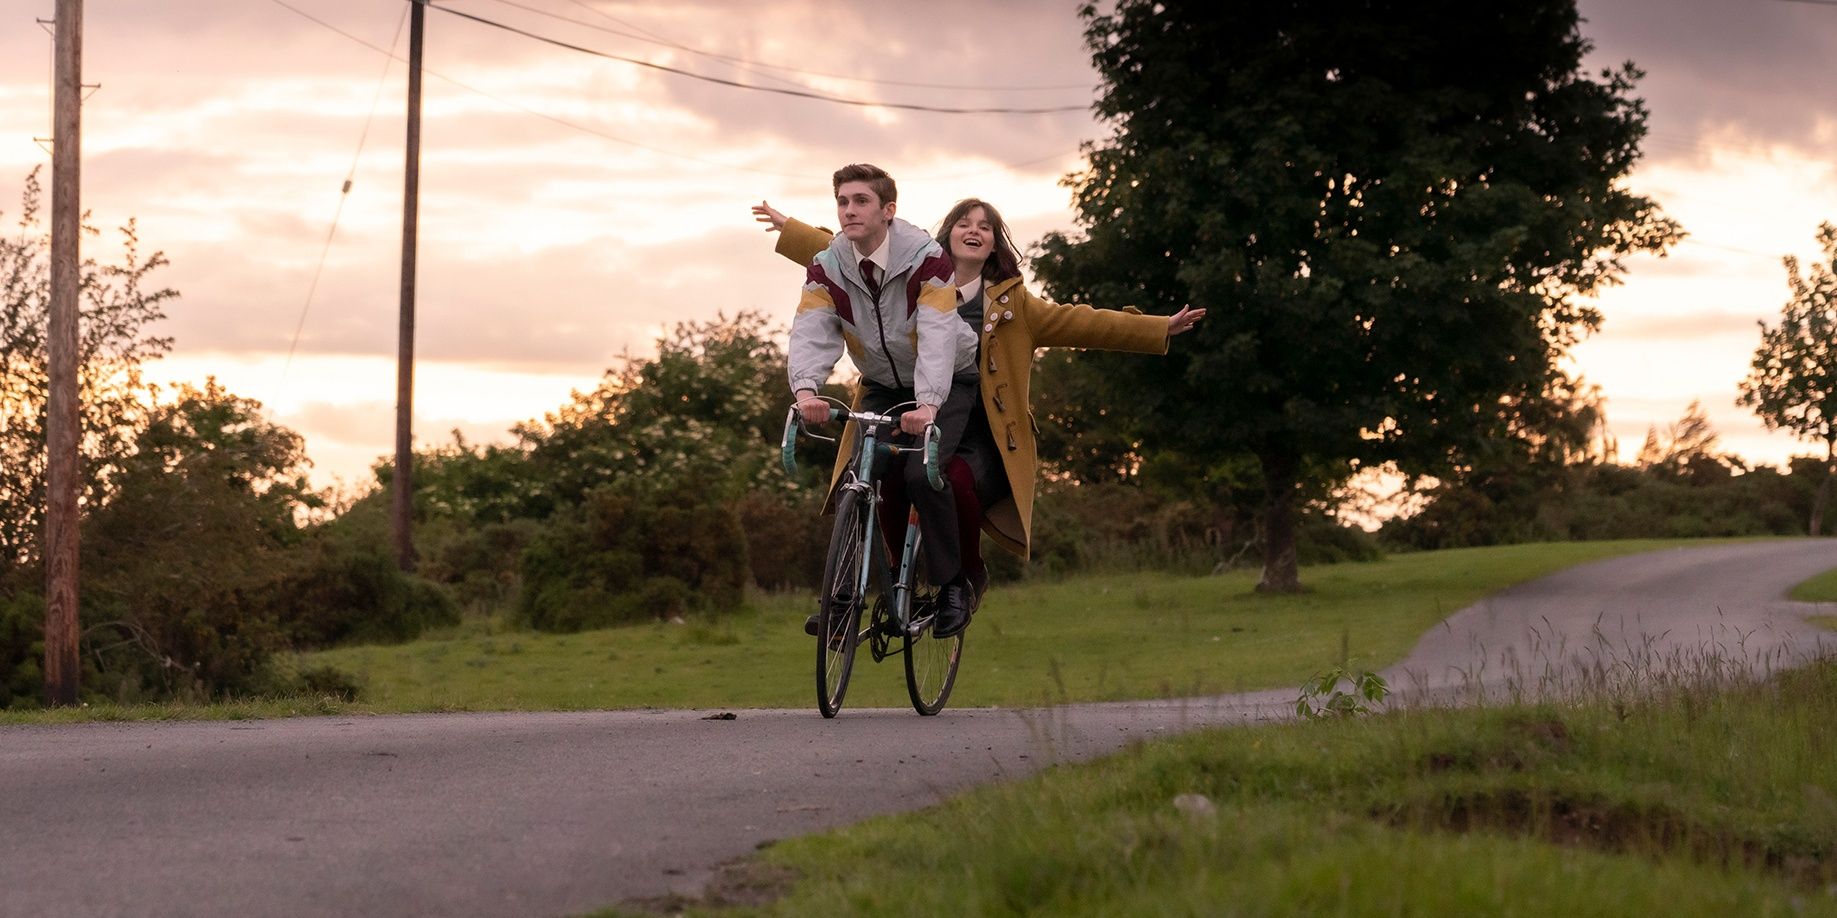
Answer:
[
  {"left": 0, "top": 537, "right": 1777, "bottom": 723},
  {"left": 1790, "top": 564, "right": 1837, "bottom": 634},
  {"left": 610, "top": 660, "right": 1837, "bottom": 917},
  {"left": 1792, "top": 565, "right": 1837, "bottom": 604}
]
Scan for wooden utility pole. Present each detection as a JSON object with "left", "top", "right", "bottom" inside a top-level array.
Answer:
[
  {"left": 44, "top": 0, "right": 83, "bottom": 706},
  {"left": 393, "top": 0, "right": 424, "bottom": 571}
]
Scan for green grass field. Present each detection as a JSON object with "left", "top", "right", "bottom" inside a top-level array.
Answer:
[
  {"left": 302, "top": 538, "right": 1766, "bottom": 713},
  {"left": 610, "top": 661, "right": 1837, "bottom": 917},
  {"left": 0, "top": 537, "right": 1789, "bottom": 725}
]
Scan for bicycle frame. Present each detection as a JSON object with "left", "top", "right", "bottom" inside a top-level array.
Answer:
[{"left": 783, "top": 401, "right": 943, "bottom": 640}]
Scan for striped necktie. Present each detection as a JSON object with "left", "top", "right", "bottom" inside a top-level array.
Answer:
[{"left": 860, "top": 259, "right": 882, "bottom": 300}]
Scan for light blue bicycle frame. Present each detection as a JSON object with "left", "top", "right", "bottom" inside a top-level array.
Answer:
[{"left": 784, "top": 402, "right": 943, "bottom": 640}]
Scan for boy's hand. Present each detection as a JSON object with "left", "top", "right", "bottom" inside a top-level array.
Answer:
[
  {"left": 900, "top": 404, "right": 937, "bottom": 436},
  {"left": 796, "top": 391, "right": 829, "bottom": 426},
  {"left": 753, "top": 200, "right": 787, "bottom": 232}
]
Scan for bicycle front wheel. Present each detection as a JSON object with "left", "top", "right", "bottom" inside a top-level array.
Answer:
[
  {"left": 903, "top": 568, "right": 963, "bottom": 716},
  {"left": 815, "top": 489, "right": 871, "bottom": 718}
]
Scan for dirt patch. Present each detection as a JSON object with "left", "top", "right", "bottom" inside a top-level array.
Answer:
[
  {"left": 621, "top": 858, "right": 800, "bottom": 915},
  {"left": 1381, "top": 788, "right": 1833, "bottom": 888},
  {"left": 1419, "top": 713, "right": 1572, "bottom": 774}
]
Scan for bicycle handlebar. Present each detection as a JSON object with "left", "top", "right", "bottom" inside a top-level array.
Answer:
[{"left": 781, "top": 402, "right": 945, "bottom": 490}]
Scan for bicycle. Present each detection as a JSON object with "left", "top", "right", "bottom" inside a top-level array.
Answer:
[{"left": 781, "top": 397, "right": 964, "bottom": 718}]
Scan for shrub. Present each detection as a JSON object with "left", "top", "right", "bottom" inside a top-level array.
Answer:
[
  {"left": 736, "top": 489, "right": 828, "bottom": 591},
  {"left": 516, "top": 485, "right": 748, "bottom": 632},
  {"left": 0, "top": 588, "right": 44, "bottom": 708},
  {"left": 277, "top": 517, "right": 459, "bottom": 648}
]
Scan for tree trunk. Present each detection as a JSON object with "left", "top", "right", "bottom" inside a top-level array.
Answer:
[
  {"left": 1256, "top": 448, "right": 1303, "bottom": 593},
  {"left": 1812, "top": 438, "right": 1835, "bottom": 538}
]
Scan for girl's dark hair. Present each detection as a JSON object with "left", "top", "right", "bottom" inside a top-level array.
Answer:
[{"left": 935, "top": 198, "right": 1023, "bottom": 284}]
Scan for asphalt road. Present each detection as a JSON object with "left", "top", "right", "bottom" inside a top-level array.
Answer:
[{"left": 3, "top": 540, "right": 1833, "bottom": 917}]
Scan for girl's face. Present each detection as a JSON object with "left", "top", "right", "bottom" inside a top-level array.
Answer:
[{"left": 949, "top": 206, "right": 994, "bottom": 270}]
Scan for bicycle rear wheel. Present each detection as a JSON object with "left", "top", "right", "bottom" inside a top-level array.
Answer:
[
  {"left": 816, "top": 489, "right": 871, "bottom": 718},
  {"left": 903, "top": 540, "right": 963, "bottom": 715}
]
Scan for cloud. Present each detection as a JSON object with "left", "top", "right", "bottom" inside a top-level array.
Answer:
[
  {"left": 1606, "top": 311, "right": 1768, "bottom": 341},
  {"left": 1577, "top": 0, "right": 1837, "bottom": 165}
]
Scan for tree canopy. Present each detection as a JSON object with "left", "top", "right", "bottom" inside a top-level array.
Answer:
[
  {"left": 1033, "top": 0, "right": 1682, "bottom": 590},
  {"left": 1, "top": 168, "right": 176, "bottom": 569},
  {"left": 1739, "top": 222, "right": 1837, "bottom": 535}
]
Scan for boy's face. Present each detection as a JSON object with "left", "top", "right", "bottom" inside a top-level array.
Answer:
[{"left": 836, "top": 181, "right": 895, "bottom": 250}]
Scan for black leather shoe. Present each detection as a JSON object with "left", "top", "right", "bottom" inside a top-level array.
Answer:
[
  {"left": 809, "top": 595, "right": 856, "bottom": 639},
  {"left": 932, "top": 576, "right": 975, "bottom": 639}
]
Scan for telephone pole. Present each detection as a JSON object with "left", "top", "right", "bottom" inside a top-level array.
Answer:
[
  {"left": 393, "top": 0, "right": 424, "bottom": 571},
  {"left": 44, "top": 0, "right": 84, "bottom": 706}
]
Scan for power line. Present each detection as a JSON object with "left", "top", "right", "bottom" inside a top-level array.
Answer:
[
  {"left": 430, "top": 5, "right": 1093, "bottom": 115},
  {"left": 1679, "top": 237, "right": 1788, "bottom": 260},
  {"left": 263, "top": 0, "right": 1084, "bottom": 180},
  {"left": 282, "top": 3, "right": 409, "bottom": 384},
  {"left": 549, "top": 0, "right": 812, "bottom": 95},
  {"left": 447, "top": 0, "right": 1093, "bottom": 92}
]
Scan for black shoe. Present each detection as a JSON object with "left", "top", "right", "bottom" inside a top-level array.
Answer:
[
  {"left": 932, "top": 576, "right": 975, "bottom": 639},
  {"left": 809, "top": 596, "right": 856, "bottom": 643}
]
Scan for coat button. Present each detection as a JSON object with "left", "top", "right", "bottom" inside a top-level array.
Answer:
[
  {"left": 999, "top": 295, "right": 1009, "bottom": 304},
  {"left": 984, "top": 323, "right": 994, "bottom": 333},
  {"left": 1003, "top": 310, "right": 1013, "bottom": 320}
]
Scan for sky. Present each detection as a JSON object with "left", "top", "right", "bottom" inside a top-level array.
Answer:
[{"left": 2, "top": 0, "right": 1835, "bottom": 495}]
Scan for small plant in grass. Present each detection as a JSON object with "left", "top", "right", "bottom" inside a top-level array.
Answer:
[{"left": 1295, "top": 666, "right": 1390, "bottom": 719}]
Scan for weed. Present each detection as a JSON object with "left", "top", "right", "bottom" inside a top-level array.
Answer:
[{"left": 1295, "top": 665, "right": 1390, "bottom": 719}]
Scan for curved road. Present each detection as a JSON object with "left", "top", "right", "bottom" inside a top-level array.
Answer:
[{"left": 2, "top": 540, "right": 1833, "bottom": 917}]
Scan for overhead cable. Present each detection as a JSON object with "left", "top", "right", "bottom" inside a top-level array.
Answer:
[
  {"left": 451, "top": 0, "right": 1094, "bottom": 92},
  {"left": 262, "top": 0, "right": 1080, "bottom": 180},
  {"left": 430, "top": 4, "right": 1092, "bottom": 115},
  {"left": 282, "top": 3, "right": 410, "bottom": 384}
]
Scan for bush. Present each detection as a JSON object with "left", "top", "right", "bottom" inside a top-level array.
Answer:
[
  {"left": 736, "top": 489, "right": 828, "bottom": 591},
  {"left": 415, "top": 515, "right": 540, "bottom": 613},
  {"left": 294, "top": 664, "right": 361, "bottom": 702},
  {"left": 517, "top": 485, "right": 749, "bottom": 632},
  {"left": 997, "top": 481, "right": 1378, "bottom": 581},
  {"left": 0, "top": 588, "right": 44, "bottom": 708},
  {"left": 278, "top": 514, "right": 460, "bottom": 648},
  {"left": 1382, "top": 460, "right": 1824, "bottom": 550}
]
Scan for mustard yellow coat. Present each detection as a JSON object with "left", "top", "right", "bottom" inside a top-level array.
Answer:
[{"left": 776, "top": 218, "right": 1169, "bottom": 559}]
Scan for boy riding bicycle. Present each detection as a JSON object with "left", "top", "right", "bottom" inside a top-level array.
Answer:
[{"left": 790, "top": 164, "right": 984, "bottom": 638}]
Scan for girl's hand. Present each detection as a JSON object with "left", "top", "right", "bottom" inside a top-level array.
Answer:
[
  {"left": 752, "top": 200, "right": 787, "bottom": 232},
  {"left": 1168, "top": 305, "right": 1207, "bottom": 336}
]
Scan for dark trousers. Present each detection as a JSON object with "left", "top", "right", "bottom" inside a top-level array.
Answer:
[{"left": 860, "top": 375, "right": 997, "bottom": 585}]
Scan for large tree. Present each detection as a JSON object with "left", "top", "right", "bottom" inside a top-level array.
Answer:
[
  {"left": 1033, "top": 0, "right": 1681, "bottom": 591},
  {"left": 1739, "top": 222, "right": 1837, "bottom": 535}
]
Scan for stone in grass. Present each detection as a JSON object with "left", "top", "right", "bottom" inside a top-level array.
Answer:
[{"left": 1172, "top": 793, "right": 1216, "bottom": 820}]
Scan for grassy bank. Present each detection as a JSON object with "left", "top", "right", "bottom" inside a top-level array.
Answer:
[
  {"left": 618, "top": 661, "right": 1837, "bottom": 917},
  {"left": 294, "top": 538, "right": 1757, "bottom": 713},
  {"left": 0, "top": 538, "right": 1776, "bottom": 724}
]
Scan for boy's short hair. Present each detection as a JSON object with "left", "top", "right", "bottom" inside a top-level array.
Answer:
[{"left": 832, "top": 163, "right": 897, "bottom": 206}]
